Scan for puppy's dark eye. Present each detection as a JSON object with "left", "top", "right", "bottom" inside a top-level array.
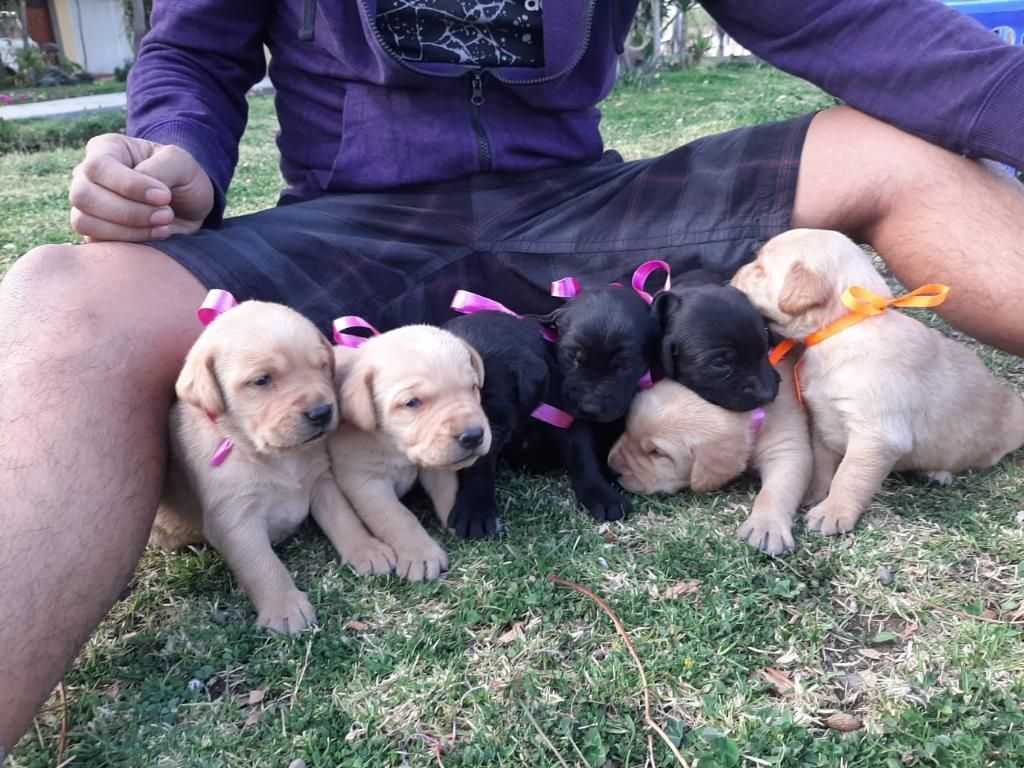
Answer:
[
  {"left": 649, "top": 447, "right": 665, "bottom": 458},
  {"left": 404, "top": 398, "right": 422, "bottom": 409},
  {"left": 251, "top": 374, "right": 272, "bottom": 387}
]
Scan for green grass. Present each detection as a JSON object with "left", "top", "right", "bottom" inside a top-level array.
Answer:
[
  {"left": 4, "top": 65, "right": 1023, "bottom": 768},
  {"left": 0, "top": 80, "right": 126, "bottom": 104}
]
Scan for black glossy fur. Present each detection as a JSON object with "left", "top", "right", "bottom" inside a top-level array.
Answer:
[
  {"left": 443, "top": 311, "right": 550, "bottom": 538},
  {"left": 531, "top": 286, "right": 660, "bottom": 520},
  {"left": 654, "top": 271, "right": 779, "bottom": 412}
]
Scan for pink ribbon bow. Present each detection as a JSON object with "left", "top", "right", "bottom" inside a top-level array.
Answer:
[
  {"left": 333, "top": 315, "right": 381, "bottom": 348},
  {"left": 750, "top": 407, "right": 766, "bottom": 438},
  {"left": 449, "top": 291, "right": 573, "bottom": 428},
  {"left": 450, "top": 290, "right": 558, "bottom": 342},
  {"left": 197, "top": 289, "right": 239, "bottom": 467}
]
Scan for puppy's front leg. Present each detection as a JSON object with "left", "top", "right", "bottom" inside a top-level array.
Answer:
[
  {"left": 737, "top": 440, "right": 813, "bottom": 557},
  {"left": 564, "top": 421, "right": 632, "bottom": 521},
  {"left": 311, "top": 473, "right": 396, "bottom": 577},
  {"left": 441, "top": 455, "right": 501, "bottom": 539},
  {"left": 345, "top": 479, "right": 449, "bottom": 582},
  {"left": 806, "top": 431, "right": 903, "bottom": 536},
  {"left": 205, "top": 515, "right": 315, "bottom": 634}
]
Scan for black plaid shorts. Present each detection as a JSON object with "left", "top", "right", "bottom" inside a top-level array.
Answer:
[{"left": 151, "top": 113, "right": 813, "bottom": 335}]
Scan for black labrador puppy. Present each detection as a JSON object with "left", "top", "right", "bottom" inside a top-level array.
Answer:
[
  {"left": 653, "top": 269, "right": 779, "bottom": 412},
  {"left": 530, "top": 285, "right": 660, "bottom": 521},
  {"left": 443, "top": 311, "right": 551, "bottom": 538}
]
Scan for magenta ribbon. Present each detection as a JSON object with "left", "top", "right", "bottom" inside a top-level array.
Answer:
[
  {"left": 196, "top": 289, "right": 238, "bottom": 466},
  {"left": 530, "top": 403, "right": 574, "bottom": 429},
  {"left": 197, "top": 288, "right": 238, "bottom": 327},
  {"left": 750, "top": 407, "right": 766, "bottom": 438},
  {"left": 631, "top": 260, "right": 671, "bottom": 304},
  {"left": 333, "top": 315, "right": 381, "bottom": 348},
  {"left": 450, "top": 290, "right": 558, "bottom": 342},
  {"left": 550, "top": 276, "right": 581, "bottom": 298}
]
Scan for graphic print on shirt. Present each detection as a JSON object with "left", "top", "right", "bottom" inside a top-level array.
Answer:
[{"left": 376, "top": 0, "right": 544, "bottom": 67}]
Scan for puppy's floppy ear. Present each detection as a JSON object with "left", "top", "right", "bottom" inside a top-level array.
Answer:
[
  {"left": 778, "top": 261, "right": 832, "bottom": 317},
  {"left": 320, "top": 334, "right": 337, "bottom": 379},
  {"left": 176, "top": 335, "right": 225, "bottom": 416},
  {"left": 652, "top": 290, "right": 681, "bottom": 332},
  {"left": 458, "top": 339, "right": 486, "bottom": 388},
  {"left": 514, "top": 352, "right": 549, "bottom": 410},
  {"left": 340, "top": 360, "right": 377, "bottom": 432},
  {"left": 526, "top": 304, "right": 564, "bottom": 328},
  {"left": 689, "top": 431, "right": 750, "bottom": 493}
]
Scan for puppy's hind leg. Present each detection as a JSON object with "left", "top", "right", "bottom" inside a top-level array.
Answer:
[
  {"left": 311, "top": 474, "right": 396, "bottom": 577},
  {"left": 806, "top": 430, "right": 904, "bottom": 536}
]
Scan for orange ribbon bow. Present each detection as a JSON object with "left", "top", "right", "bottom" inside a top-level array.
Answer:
[{"left": 769, "top": 283, "right": 950, "bottom": 403}]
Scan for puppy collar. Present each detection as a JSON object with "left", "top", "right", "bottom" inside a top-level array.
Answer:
[
  {"left": 769, "top": 283, "right": 949, "bottom": 367},
  {"left": 196, "top": 290, "right": 240, "bottom": 467},
  {"left": 750, "top": 407, "right": 765, "bottom": 437},
  {"left": 450, "top": 291, "right": 558, "bottom": 342},
  {"left": 768, "top": 283, "right": 949, "bottom": 405}
]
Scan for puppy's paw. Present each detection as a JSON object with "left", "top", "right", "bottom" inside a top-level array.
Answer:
[
  {"left": 806, "top": 500, "right": 861, "bottom": 537},
  {"left": 255, "top": 589, "right": 317, "bottom": 635},
  {"left": 338, "top": 536, "right": 397, "bottom": 577},
  {"left": 393, "top": 535, "right": 449, "bottom": 582},
  {"left": 577, "top": 484, "right": 633, "bottom": 522},
  {"left": 921, "top": 470, "right": 954, "bottom": 486},
  {"left": 448, "top": 500, "right": 500, "bottom": 540},
  {"left": 737, "top": 513, "right": 795, "bottom": 556}
]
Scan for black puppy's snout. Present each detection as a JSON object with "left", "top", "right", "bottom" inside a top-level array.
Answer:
[
  {"left": 457, "top": 426, "right": 485, "bottom": 450},
  {"left": 305, "top": 403, "right": 334, "bottom": 427},
  {"left": 745, "top": 377, "right": 778, "bottom": 405}
]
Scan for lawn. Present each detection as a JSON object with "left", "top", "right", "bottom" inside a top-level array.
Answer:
[
  {"left": 4, "top": 65, "right": 1023, "bottom": 768},
  {"left": 0, "top": 80, "right": 125, "bottom": 105}
]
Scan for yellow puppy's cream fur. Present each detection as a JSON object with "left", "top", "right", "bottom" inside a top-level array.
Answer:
[
  {"left": 329, "top": 325, "right": 491, "bottom": 582},
  {"left": 152, "top": 301, "right": 396, "bottom": 634},
  {"left": 608, "top": 358, "right": 812, "bottom": 555},
  {"left": 732, "top": 228, "right": 1024, "bottom": 535}
]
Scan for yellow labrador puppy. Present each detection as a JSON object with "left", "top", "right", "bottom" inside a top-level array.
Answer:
[
  {"left": 330, "top": 325, "right": 491, "bottom": 582},
  {"left": 731, "top": 228, "right": 1024, "bottom": 536},
  {"left": 152, "top": 301, "right": 396, "bottom": 634},
  {"left": 608, "top": 358, "right": 812, "bottom": 555}
]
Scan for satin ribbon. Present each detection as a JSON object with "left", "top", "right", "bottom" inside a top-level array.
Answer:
[
  {"left": 750, "top": 407, "right": 765, "bottom": 437},
  {"left": 450, "top": 290, "right": 559, "bottom": 342},
  {"left": 530, "top": 402, "right": 574, "bottom": 428},
  {"left": 197, "top": 289, "right": 239, "bottom": 466},
  {"left": 333, "top": 315, "right": 381, "bottom": 348},
  {"left": 769, "top": 283, "right": 950, "bottom": 404},
  {"left": 630, "top": 260, "right": 671, "bottom": 303},
  {"left": 549, "top": 260, "right": 672, "bottom": 305}
]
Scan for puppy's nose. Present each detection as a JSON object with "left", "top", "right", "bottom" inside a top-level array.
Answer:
[
  {"left": 305, "top": 403, "right": 334, "bottom": 428},
  {"left": 457, "top": 426, "right": 485, "bottom": 450}
]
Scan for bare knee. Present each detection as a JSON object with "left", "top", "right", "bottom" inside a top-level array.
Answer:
[
  {"left": 1, "top": 242, "right": 206, "bottom": 388},
  {"left": 793, "top": 105, "right": 994, "bottom": 238}
]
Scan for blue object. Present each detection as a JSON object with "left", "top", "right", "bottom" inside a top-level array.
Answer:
[{"left": 945, "top": 1, "right": 1024, "bottom": 44}]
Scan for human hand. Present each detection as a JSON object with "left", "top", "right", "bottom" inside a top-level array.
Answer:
[{"left": 69, "top": 134, "right": 215, "bottom": 242}]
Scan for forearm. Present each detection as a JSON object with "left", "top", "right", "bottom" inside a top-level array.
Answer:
[
  {"left": 126, "top": 0, "right": 272, "bottom": 224},
  {"left": 704, "top": 0, "right": 1024, "bottom": 168}
]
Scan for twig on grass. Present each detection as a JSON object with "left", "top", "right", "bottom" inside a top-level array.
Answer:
[
  {"left": 290, "top": 638, "right": 313, "bottom": 707},
  {"left": 548, "top": 574, "right": 691, "bottom": 768},
  {"left": 522, "top": 706, "right": 574, "bottom": 768},
  {"left": 56, "top": 680, "right": 69, "bottom": 766},
  {"left": 903, "top": 592, "right": 1024, "bottom": 625}
]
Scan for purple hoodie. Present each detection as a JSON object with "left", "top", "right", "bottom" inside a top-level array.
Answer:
[{"left": 127, "top": 1, "right": 1024, "bottom": 224}]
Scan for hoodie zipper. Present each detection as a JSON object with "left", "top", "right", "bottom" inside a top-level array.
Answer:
[
  {"left": 470, "top": 71, "right": 492, "bottom": 172},
  {"left": 351, "top": 0, "right": 596, "bottom": 172}
]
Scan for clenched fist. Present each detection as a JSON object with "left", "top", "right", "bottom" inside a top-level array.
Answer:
[{"left": 69, "top": 134, "right": 215, "bottom": 242}]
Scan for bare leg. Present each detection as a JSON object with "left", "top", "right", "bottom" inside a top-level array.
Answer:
[
  {"left": 804, "top": 429, "right": 842, "bottom": 507},
  {"left": 794, "top": 105, "right": 1024, "bottom": 355},
  {"left": 0, "top": 243, "right": 204, "bottom": 750}
]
